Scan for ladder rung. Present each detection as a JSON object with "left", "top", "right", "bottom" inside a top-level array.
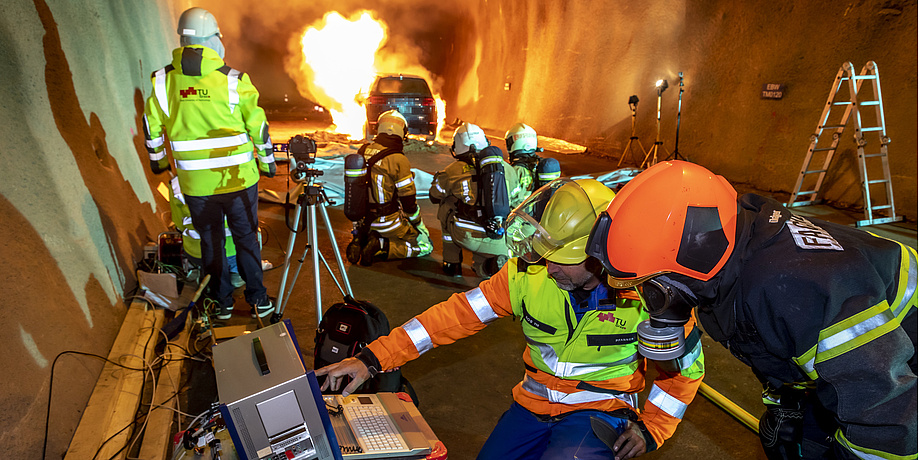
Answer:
[
  {"left": 860, "top": 127, "right": 883, "bottom": 132},
  {"left": 867, "top": 179, "right": 889, "bottom": 185},
  {"left": 795, "top": 190, "right": 818, "bottom": 196},
  {"left": 852, "top": 75, "right": 876, "bottom": 80},
  {"left": 820, "top": 124, "right": 846, "bottom": 129},
  {"left": 802, "top": 169, "right": 828, "bottom": 175},
  {"left": 864, "top": 153, "right": 885, "bottom": 158},
  {"left": 859, "top": 101, "right": 880, "bottom": 106},
  {"left": 832, "top": 101, "right": 851, "bottom": 106},
  {"left": 812, "top": 147, "right": 835, "bottom": 152},
  {"left": 870, "top": 205, "right": 893, "bottom": 211}
]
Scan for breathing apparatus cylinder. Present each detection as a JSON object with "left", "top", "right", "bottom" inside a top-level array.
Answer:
[
  {"left": 535, "top": 158, "right": 561, "bottom": 188},
  {"left": 636, "top": 276, "right": 697, "bottom": 361},
  {"left": 343, "top": 153, "right": 368, "bottom": 222}
]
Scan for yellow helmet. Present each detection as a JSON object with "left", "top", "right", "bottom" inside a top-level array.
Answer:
[
  {"left": 505, "top": 178, "right": 615, "bottom": 264},
  {"left": 376, "top": 110, "right": 408, "bottom": 138}
]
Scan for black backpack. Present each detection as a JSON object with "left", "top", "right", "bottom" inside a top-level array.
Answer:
[{"left": 313, "top": 296, "right": 415, "bottom": 400}]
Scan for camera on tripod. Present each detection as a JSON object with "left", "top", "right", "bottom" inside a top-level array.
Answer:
[{"left": 286, "top": 134, "right": 321, "bottom": 183}]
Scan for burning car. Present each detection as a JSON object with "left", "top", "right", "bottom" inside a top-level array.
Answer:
[{"left": 364, "top": 74, "right": 438, "bottom": 140}]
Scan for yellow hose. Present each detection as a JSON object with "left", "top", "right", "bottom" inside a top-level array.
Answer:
[{"left": 699, "top": 382, "right": 760, "bottom": 433}]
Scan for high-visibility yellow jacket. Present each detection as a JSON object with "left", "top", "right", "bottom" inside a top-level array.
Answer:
[
  {"left": 144, "top": 46, "right": 274, "bottom": 197},
  {"left": 167, "top": 176, "right": 235, "bottom": 260},
  {"left": 366, "top": 258, "right": 705, "bottom": 448}
]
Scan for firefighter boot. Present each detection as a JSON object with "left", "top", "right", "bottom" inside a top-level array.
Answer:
[
  {"left": 346, "top": 235, "right": 363, "bottom": 265},
  {"left": 442, "top": 262, "right": 462, "bottom": 277},
  {"left": 360, "top": 234, "right": 389, "bottom": 266}
]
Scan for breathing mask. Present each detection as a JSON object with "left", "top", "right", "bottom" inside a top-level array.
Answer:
[{"left": 635, "top": 275, "right": 698, "bottom": 361}]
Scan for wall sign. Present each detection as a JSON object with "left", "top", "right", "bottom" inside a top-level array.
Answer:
[{"left": 762, "top": 83, "right": 785, "bottom": 99}]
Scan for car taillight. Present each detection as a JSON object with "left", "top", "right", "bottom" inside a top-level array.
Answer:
[
  {"left": 367, "top": 96, "right": 387, "bottom": 104},
  {"left": 421, "top": 97, "right": 435, "bottom": 106}
]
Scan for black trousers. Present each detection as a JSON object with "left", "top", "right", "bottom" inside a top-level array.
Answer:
[{"left": 186, "top": 184, "right": 267, "bottom": 308}]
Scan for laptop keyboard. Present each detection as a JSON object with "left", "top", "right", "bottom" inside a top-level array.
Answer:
[{"left": 343, "top": 403, "right": 407, "bottom": 452}]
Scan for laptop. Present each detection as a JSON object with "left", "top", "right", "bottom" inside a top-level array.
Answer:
[{"left": 323, "top": 393, "right": 433, "bottom": 459}]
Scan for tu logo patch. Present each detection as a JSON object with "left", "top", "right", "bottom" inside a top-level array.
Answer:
[
  {"left": 179, "top": 87, "right": 209, "bottom": 99},
  {"left": 598, "top": 312, "right": 627, "bottom": 328}
]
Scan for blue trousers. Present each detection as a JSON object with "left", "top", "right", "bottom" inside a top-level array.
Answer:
[
  {"left": 186, "top": 184, "right": 267, "bottom": 308},
  {"left": 477, "top": 402, "right": 627, "bottom": 460}
]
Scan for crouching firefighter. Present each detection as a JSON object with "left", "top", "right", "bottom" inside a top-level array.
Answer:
[
  {"left": 586, "top": 160, "right": 918, "bottom": 460},
  {"left": 504, "top": 122, "right": 561, "bottom": 207},
  {"left": 343, "top": 110, "right": 432, "bottom": 266},
  {"left": 430, "top": 122, "right": 519, "bottom": 278},
  {"left": 318, "top": 178, "right": 705, "bottom": 459}
]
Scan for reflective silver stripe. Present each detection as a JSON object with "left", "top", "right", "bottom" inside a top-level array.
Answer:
[
  {"left": 395, "top": 176, "right": 413, "bottom": 189},
  {"left": 677, "top": 338, "right": 703, "bottom": 370},
  {"left": 480, "top": 156, "right": 502, "bottom": 166},
  {"left": 184, "top": 228, "right": 200, "bottom": 240},
  {"left": 817, "top": 309, "right": 894, "bottom": 356},
  {"left": 146, "top": 135, "right": 165, "bottom": 149},
  {"left": 375, "top": 175, "right": 386, "bottom": 203},
  {"left": 182, "top": 216, "right": 193, "bottom": 228},
  {"left": 799, "top": 353, "right": 816, "bottom": 377},
  {"left": 401, "top": 318, "right": 433, "bottom": 355},
  {"left": 172, "top": 178, "right": 186, "bottom": 204},
  {"left": 648, "top": 383, "right": 688, "bottom": 419},
  {"left": 408, "top": 208, "right": 421, "bottom": 221},
  {"left": 442, "top": 235, "right": 453, "bottom": 242},
  {"left": 893, "top": 246, "right": 918, "bottom": 318},
  {"left": 455, "top": 218, "right": 486, "bottom": 233},
  {"left": 257, "top": 153, "right": 275, "bottom": 164},
  {"left": 461, "top": 179, "right": 472, "bottom": 202},
  {"left": 149, "top": 150, "right": 167, "bottom": 161},
  {"left": 522, "top": 375, "right": 638, "bottom": 406},
  {"left": 256, "top": 142, "right": 273, "bottom": 151},
  {"left": 170, "top": 133, "right": 250, "bottom": 152},
  {"left": 345, "top": 168, "right": 366, "bottom": 177},
  {"left": 524, "top": 337, "right": 638, "bottom": 377},
  {"left": 370, "top": 218, "right": 401, "bottom": 233},
  {"left": 154, "top": 68, "right": 169, "bottom": 117},
  {"left": 176, "top": 151, "right": 254, "bottom": 171},
  {"left": 434, "top": 182, "right": 446, "bottom": 194},
  {"left": 464, "top": 288, "right": 499, "bottom": 324},
  {"left": 834, "top": 430, "right": 888, "bottom": 460},
  {"left": 227, "top": 69, "right": 240, "bottom": 113},
  {"left": 539, "top": 171, "right": 561, "bottom": 181}
]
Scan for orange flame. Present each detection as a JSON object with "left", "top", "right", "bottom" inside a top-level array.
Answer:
[{"left": 287, "top": 10, "right": 447, "bottom": 141}]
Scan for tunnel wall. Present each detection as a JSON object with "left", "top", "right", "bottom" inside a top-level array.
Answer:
[
  {"left": 0, "top": 1, "right": 179, "bottom": 457},
  {"left": 455, "top": 0, "right": 918, "bottom": 220}
]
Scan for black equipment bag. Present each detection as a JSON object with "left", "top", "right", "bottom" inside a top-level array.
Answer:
[{"left": 314, "top": 296, "right": 416, "bottom": 400}]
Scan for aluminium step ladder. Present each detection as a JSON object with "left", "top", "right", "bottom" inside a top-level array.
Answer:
[{"left": 787, "top": 61, "right": 903, "bottom": 227}]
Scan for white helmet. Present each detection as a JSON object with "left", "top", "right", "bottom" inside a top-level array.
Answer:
[
  {"left": 451, "top": 122, "right": 490, "bottom": 158},
  {"left": 177, "top": 7, "right": 221, "bottom": 39},
  {"left": 376, "top": 110, "right": 408, "bottom": 138},
  {"left": 505, "top": 122, "right": 538, "bottom": 154}
]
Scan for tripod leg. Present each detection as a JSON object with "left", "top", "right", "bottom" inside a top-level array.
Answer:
[
  {"left": 308, "top": 204, "right": 324, "bottom": 322},
  {"left": 318, "top": 202, "right": 354, "bottom": 297},
  {"left": 617, "top": 138, "right": 633, "bottom": 168},
  {"left": 274, "top": 202, "right": 302, "bottom": 315}
]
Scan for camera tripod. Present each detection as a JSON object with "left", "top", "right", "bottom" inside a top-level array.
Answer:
[
  {"left": 271, "top": 179, "right": 353, "bottom": 324},
  {"left": 617, "top": 95, "right": 647, "bottom": 168}
]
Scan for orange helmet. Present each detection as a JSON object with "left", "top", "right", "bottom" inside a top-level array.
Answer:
[{"left": 586, "top": 161, "right": 738, "bottom": 288}]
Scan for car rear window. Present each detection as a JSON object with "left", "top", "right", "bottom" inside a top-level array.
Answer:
[{"left": 373, "top": 78, "right": 432, "bottom": 96}]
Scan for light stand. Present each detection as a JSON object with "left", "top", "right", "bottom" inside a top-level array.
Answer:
[
  {"left": 271, "top": 138, "right": 353, "bottom": 324},
  {"left": 641, "top": 79, "right": 669, "bottom": 168},
  {"left": 617, "top": 95, "right": 647, "bottom": 168},
  {"left": 665, "top": 72, "right": 688, "bottom": 162}
]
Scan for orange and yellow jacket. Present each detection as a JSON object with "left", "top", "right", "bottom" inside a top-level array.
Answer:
[{"left": 364, "top": 257, "right": 704, "bottom": 448}]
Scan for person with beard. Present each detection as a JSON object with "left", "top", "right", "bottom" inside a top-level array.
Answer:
[
  {"left": 347, "top": 109, "right": 432, "bottom": 266},
  {"left": 318, "top": 178, "right": 705, "bottom": 460},
  {"left": 586, "top": 160, "right": 917, "bottom": 460}
]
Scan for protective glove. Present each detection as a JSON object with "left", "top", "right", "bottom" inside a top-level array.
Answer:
[
  {"left": 259, "top": 161, "right": 276, "bottom": 178},
  {"left": 150, "top": 160, "right": 171, "bottom": 175},
  {"left": 759, "top": 406, "right": 804, "bottom": 460}
]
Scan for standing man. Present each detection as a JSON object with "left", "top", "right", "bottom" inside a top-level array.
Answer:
[
  {"left": 144, "top": 7, "right": 275, "bottom": 319},
  {"left": 318, "top": 178, "right": 705, "bottom": 459},
  {"left": 430, "top": 122, "right": 519, "bottom": 278},
  {"left": 347, "top": 109, "right": 432, "bottom": 266},
  {"left": 587, "top": 160, "right": 917, "bottom": 459}
]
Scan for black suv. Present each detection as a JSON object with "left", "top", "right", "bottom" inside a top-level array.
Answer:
[{"left": 364, "top": 74, "right": 437, "bottom": 140}]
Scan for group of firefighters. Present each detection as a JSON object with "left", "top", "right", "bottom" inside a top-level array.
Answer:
[{"left": 144, "top": 7, "right": 917, "bottom": 460}]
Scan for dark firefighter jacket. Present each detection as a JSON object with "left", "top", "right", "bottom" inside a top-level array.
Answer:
[{"left": 699, "top": 193, "right": 917, "bottom": 459}]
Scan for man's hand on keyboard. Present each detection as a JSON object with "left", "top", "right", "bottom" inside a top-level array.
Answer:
[{"left": 316, "top": 357, "right": 371, "bottom": 397}]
